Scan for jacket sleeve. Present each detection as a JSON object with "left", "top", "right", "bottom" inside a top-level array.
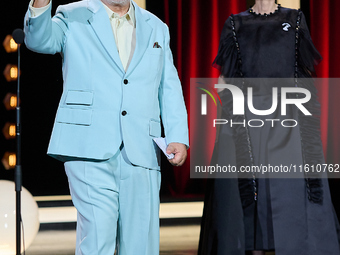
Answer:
[
  {"left": 158, "top": 24, "right": 189, "bottom": 148},
  {"left": 24, "top": 2, "right": 68, "bottom": 55}
]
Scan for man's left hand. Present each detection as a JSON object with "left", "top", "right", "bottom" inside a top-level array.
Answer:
[{"left": 166, "top": 142, "right": 187, "bottom": 166}]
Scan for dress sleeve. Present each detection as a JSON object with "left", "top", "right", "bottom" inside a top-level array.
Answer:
[
  {"left": 213, "top": 16, "right": 238, "bottom": 77},
  {"left": 297, "top": 12, "right": 324, "bottom": 203},
  {"left": 298, "top": 11, "right": 322, "bottom": 76}
]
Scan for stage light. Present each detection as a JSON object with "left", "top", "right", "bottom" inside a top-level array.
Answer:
[
  {"left": 1, "top": 152, "right": 16, "bottom": 170},
  {"left": 2, "top": 122, "right": 16, "bottom": 140},
  {"left": 3, "top": 35, "right": 18, "bottom": 53},
  {"left": 3, "top": 64, "right": 19, "bottom": 82},
  {"left": 3, "top": 93, "right": 17, "bottom": 110},
  {"left": 0, "top": 180, "right": 40, "bottom": 254}
]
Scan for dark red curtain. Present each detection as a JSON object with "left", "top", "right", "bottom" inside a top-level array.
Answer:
[
  {"left": 310, "top": 0, "right": 340, "bottom": 215},
  {"left": 310, "top": 0, "right": 340, "bottom": 165},
  {"left": 163, "top": 0, "right": 246, "bottom": 196}
]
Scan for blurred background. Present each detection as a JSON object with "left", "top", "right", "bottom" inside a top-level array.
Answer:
[{"left": 1, "top": 0, "right": 339, "bottom": 213}]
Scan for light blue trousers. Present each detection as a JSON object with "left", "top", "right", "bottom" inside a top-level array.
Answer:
[{"left": 64, "top": 146, "right": 161, "bottom": 255}]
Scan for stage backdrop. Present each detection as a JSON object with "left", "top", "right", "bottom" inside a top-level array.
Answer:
[
  {"left": 0, "top": 0, "right": 338, "bottom": 198},
  {"left": 147, "top": 0, "right": 247, "bottom": 196}
]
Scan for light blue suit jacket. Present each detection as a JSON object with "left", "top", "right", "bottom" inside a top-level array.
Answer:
[{"left": 24, "top": 0, "right": 189, "bottom": 170}]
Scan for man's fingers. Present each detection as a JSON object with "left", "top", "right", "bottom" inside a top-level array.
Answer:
[
  {"left": 168, "top": 150, "right": 187, "bottom": 166},
  {"left": 166, "top": 142, "right": 187, "bottom": 166},
  {"left": 166, "top": 144, "right": 175, "bottom": 154},
  {"left": 169, "top": 155, "right": 183, "bottom": 166}
]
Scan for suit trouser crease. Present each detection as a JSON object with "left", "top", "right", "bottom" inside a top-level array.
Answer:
[{"left": 64, "top": 147, "right": 161, "bottom": 255}]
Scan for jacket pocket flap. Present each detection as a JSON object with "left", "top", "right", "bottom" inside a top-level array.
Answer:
[
  {"left": 56, "top": 108, "right": 92, "bottom": 126},
  {"left": 65, "top": 90, "right": 93, "bottom": 106},
  {"left": 149, "top": 119, "right": 161, "bottom": 137}
]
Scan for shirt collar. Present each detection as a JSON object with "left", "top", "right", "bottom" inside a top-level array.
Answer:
[{"left": 102, "top": 1, "right": 135, "bottom": 27}]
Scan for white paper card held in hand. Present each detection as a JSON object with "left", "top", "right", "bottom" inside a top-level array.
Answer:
[{"left": 153, "top": 137, "right": 175, "bottom": 159}]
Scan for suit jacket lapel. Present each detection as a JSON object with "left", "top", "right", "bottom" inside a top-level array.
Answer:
[
  {"left": 126, "top": 1, "right": 152, "bottom": 76},
  {"left": 87, "top": 0, "right": 125, "bottom": 74}
]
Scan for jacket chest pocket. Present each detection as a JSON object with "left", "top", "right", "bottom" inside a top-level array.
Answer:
[{"left": 143, "top": 48, "right": 164, "bottom": 73}]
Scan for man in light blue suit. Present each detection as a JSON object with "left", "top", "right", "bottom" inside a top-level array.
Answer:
[{"left": 24, "top": 0, "right": 189, "bottom": 254}]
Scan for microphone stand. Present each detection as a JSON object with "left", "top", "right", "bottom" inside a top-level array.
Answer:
[
  {"left": 15, "top": 42, "right": 22, "bottom": 255},
  {"left": 13, "top": 29, "right": 24, "bottom": 255}
]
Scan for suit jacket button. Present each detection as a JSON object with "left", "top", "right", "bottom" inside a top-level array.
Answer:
[
  {"left": 123, "top": 79, "right": 128, "bottom": 85},
  {"left": 122, "top": 111, "right": 127, "bottom": 116}
]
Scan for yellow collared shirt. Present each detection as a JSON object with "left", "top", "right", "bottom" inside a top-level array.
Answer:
[{"left": 102, "top": 2, "right": 136, "bottom": 71}]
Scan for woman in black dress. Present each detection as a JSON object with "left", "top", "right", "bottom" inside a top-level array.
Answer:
[{"left": 198, "top": 1, "right": 340, "bottom": 255}]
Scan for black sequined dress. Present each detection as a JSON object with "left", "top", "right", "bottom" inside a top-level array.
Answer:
[{"left": 198, "top": 6, "right": 340, "bottom": 255}]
